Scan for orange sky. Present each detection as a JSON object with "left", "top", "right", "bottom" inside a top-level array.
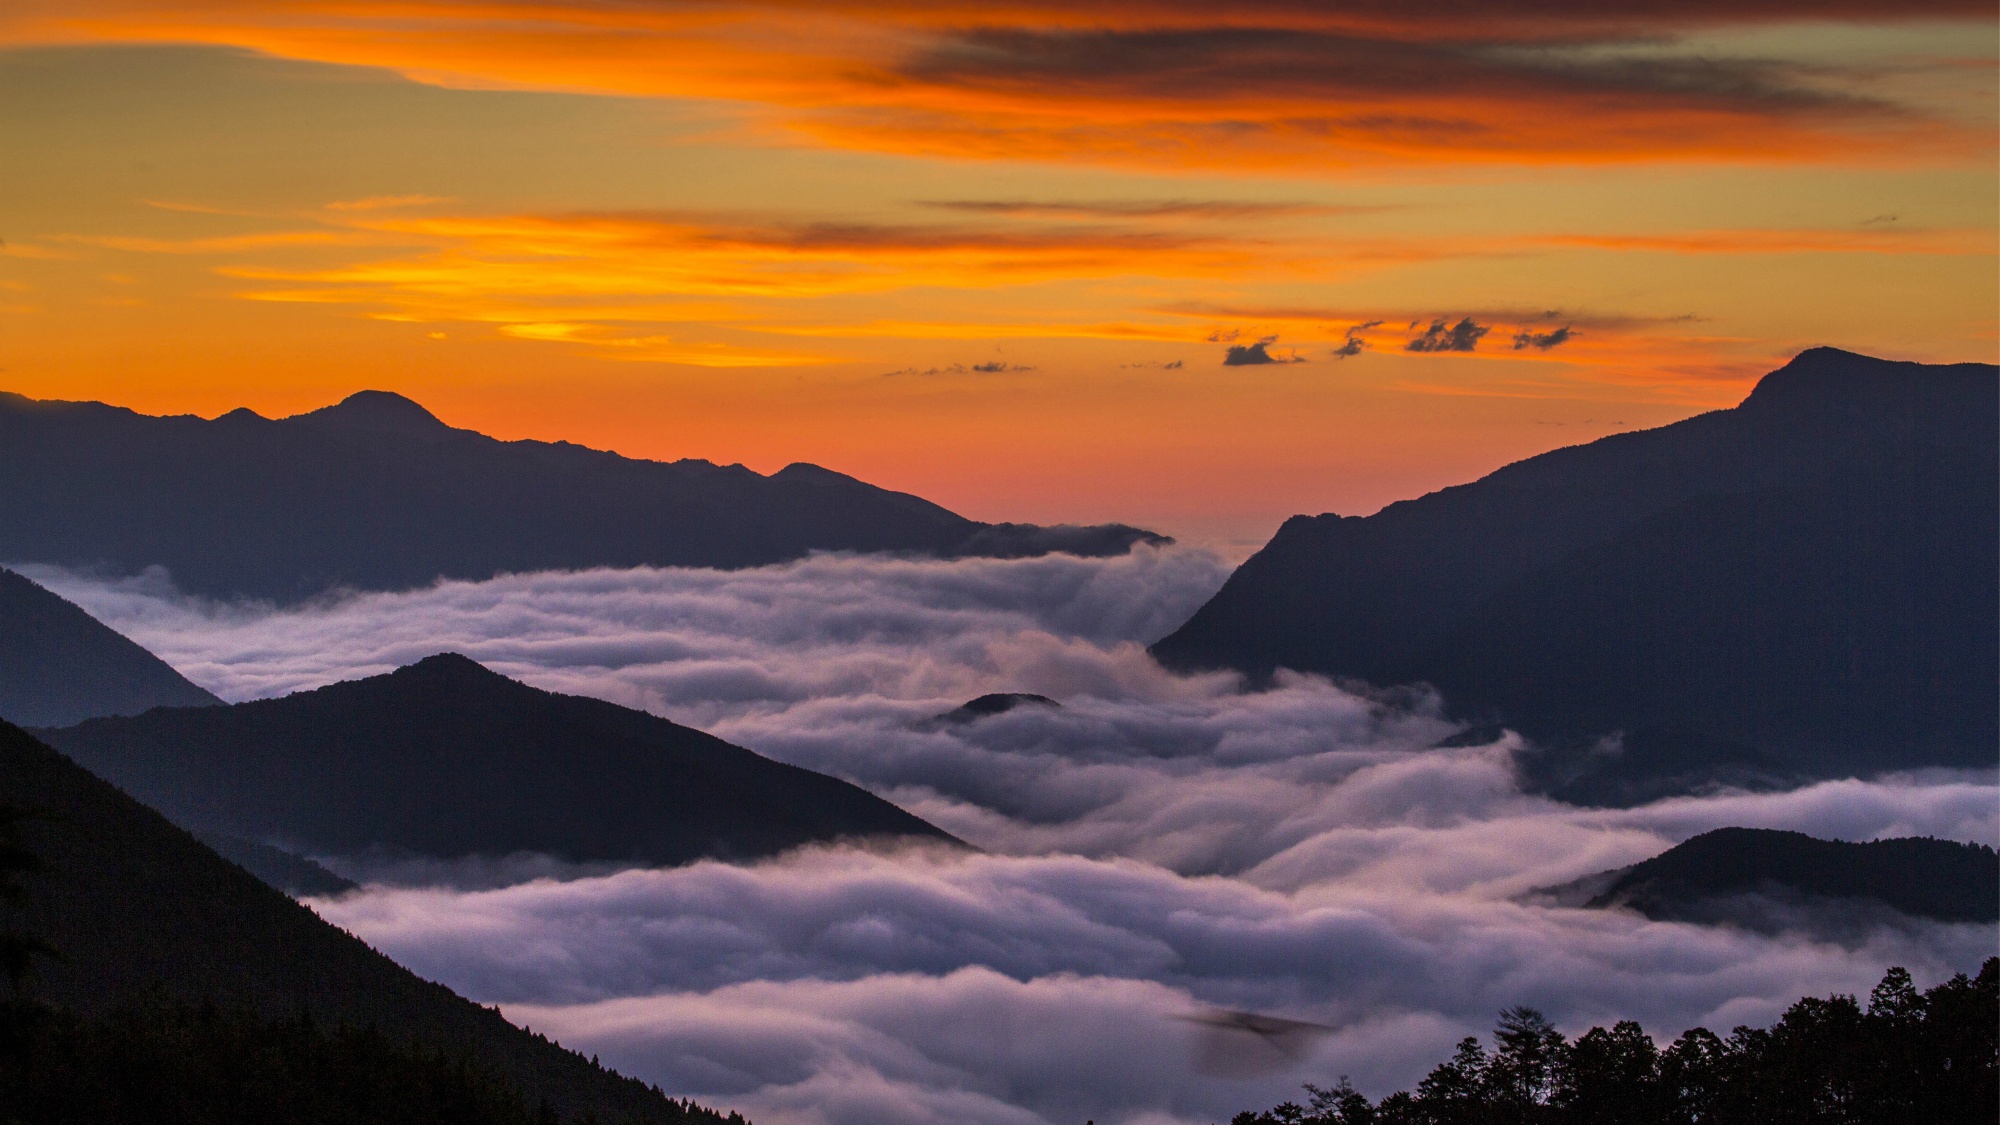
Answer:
[{"left": 0, "top": 3, "right": 1993, "bottom": 544}]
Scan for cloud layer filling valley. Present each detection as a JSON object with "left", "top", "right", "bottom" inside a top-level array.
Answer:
[{"left": 25, "top": 551, "right": 1998, "bottom": 1125}]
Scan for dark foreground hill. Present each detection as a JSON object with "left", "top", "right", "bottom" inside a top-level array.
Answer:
[
  {"left": 0, "top": 388, "right": 1165, "bottom": 603},
  {"left": 0, "top": 567, "right": 219, "bottom": 727},
  {"left": 0, "top": 721, "right": 739, "bottom": 1124},
  {"left": 1153, "top": 348, "right": 1997, "bottom": 795},
  {"left": 39, "top": 653, "right": 957, "bottom": 866},
  {"left": 1558, "top": 827, "right": 1998, "bottom": 928}
]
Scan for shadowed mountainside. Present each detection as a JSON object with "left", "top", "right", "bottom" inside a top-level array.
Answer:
[
  {"left": 0, "top": 389, "right": 1166, "bottom": 603},
  {"left": 1552, "top": 827, "right": 1999, "bottom": 928},
  {"left": 192, "top": 829, "right": 359, "bottom": 897},
  {"left": 0, "top": 721, "right": 740, "bottom": 1124},
  {"left": 38, "top": 653, "right": 958, "bottom": 867},
  {"left": 1153, "top": 349, "right": 1998, "bottom": 794},
  {"left": 0, "top": 566, "right": 220, "bottom": 728}
]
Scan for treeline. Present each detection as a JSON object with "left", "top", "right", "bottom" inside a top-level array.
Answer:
[
  {"left": 1230, "top": 960, "right": 1998, "bottom": 1125},
  {"left": 0, "top": 987, "right": 747, "bottom": 1125},
  {"left": 0, "top": 798, "right": 743, "bottom": 1125}
]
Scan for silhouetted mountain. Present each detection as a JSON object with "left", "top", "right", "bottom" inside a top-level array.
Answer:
[
  {"left": 0, "top": 390, "right": 1167, "bottom": 602},
  {"left": 930, "top": 692, "right": 1062, "bottom": 726},
  {"left": 0, "top": 721, "right": 739, "bottom": 1124},
  {"left": 192, "top": 830, "right": 358, "bottom": 897},
  {"left": 39, "top": 653, "right": 957, "bottom": 866},
  {"left": 1544, "top": 828, "right": 1998, "bottom": 928},
  {"left": 1154, "top": 349, "right": 1997, "bottom": 794},
  {"left": 0, "top": 566, "right": 220, "bottom": 727}
]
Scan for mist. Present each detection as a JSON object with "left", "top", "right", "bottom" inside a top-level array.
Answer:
[{"left": 22, "top": 549, "right": 1997, "bottom": 1125}]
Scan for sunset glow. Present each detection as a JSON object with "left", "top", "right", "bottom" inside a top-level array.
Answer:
[{"left": 2, "top": 1, "right": 1993, "bottom": 540}]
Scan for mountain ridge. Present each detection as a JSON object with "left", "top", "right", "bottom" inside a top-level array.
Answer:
[
  {"left": 0, "top": 566, "right": 220, "bottom": 727},
  {"left": 1151, "top": 348, "right": 1997, "bottom": 792},
  {"left": 37, "top": 653, "right": 959, "bottom": 867},
  {"left": 0, "top": 720, "right": 738, "bottom": 1124},
  {"left": 0, "top": 389, "right": 1167, "bottom": 602},
  {"left": 1546, "top": 827, "right": 1999, "bottom": 929}
]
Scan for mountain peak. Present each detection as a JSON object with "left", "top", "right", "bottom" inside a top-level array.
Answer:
[
  {"left": 772, "top": 462, "right": 860, "bottom": 485},
  {"left": 394, "top": 652, "right": 507, "bottom": 683},
  {"left": 1739, "top": 347, "right": 1993, "bottom": 417},
  {"left": 293, "top": 390, "right": 450, "bottom": 434}
]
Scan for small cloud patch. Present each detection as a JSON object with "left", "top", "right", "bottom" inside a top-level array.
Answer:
[
  {"left": 1332, "top": 320, "right": 1382, "bottom": 360},
  {"left": 1405, "top": 317, "right": 1490, "bottom": 353},
  {"left": 1512, "top": 325, "right": 1573, "bottom": 351},
  {"left": 1223, "top": 336, "right": 1305, "bottom": 366},
  {"left": 883, "top": 362, "right": 1035, "bottom": 377}
]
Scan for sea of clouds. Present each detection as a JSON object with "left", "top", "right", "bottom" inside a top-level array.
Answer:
[{"left": 24, "top": 548, "right": 1999, "bottom": 1125}]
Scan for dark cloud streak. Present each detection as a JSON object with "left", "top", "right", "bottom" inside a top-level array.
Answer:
[
  {"left": 1405, "top": 317, "right": 1490, "bottom": 352},
  {"left": 1224, "top": 336, "right": 1305, "bottom": 365},
  {"left": 1513, "top": 325, "right": 1573, "bottom": 350},
  {"left": 900, "top": 26, "right": 1897, "bottom": 119}
]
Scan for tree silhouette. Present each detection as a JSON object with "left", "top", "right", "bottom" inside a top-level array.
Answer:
[{"left": 1228, "top": 959, "right": 1999, "bottom": 1125}]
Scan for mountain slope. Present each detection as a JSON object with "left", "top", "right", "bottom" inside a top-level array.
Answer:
[
  {"left": 0, "top": 389, "right": 1164, "bottom": 602},
  {"left": 1566, "top": 828, "right": 1998, "bottom": 927},
  {"left": 1152, "top": 348, "right": 1997, "bottom": 781},
  {"left": 0, "top": 566, "right": 220, "bottom": 727},
  {"left": 38, "top": 653, "right": 957, "bottom": 865},
  {"left": 0, "top": 720, "right": 738, "bottom": 1124}
]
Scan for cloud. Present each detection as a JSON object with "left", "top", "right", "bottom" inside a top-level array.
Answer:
[
  {"left": 883, "top": 361, "right": 1036, "bottom": 376},
  {"left": 1512, "top": 325, "right": 1573, "bottom": 350},
  {"left": 1332, "top": 321, "right": 1382, "bottom": 359},
  {"left": 920, "top": 199, "right": 1368, "bottom": 221},
  {"left": 25, "top": 554, "right": 1997, "bottom": 1125},
  {"left": 312, "top": 780, "right": 1996, "bottom": 1125},
  {"left": 1404, "top": 317, "right": 1490, "bottom": 353},
  {"left": 1224, "top": 336, "right": 1304, "bottom": 366},
  {"left": 324, "top": 194, "right": 450, "bottom": 212},
  {"left": 183, "top": 206, "right": 1286, "bottom": 357},
  {"left": 5, "top": 2, "right": 1970, "bottom": 174}
]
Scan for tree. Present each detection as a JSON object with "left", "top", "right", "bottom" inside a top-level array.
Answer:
[{"left": 1223, "top": 961, "right": 1999, "bottom": 1125}]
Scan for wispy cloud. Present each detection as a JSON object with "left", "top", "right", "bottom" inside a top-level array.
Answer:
[
  {"left": 1405, "top": 317, "right": 1491, "bottom": 353},
  {"left": 920, "top": 199, "right": 1382, "bottom": 221},
  {"left": 2, "top": 1, "right": 1982, "bottom": 171},
  {"left": 1223, "top": 335, "right": 1306, "bottom": 366},
  {"left": 1513, "top": 325, "right": 1573, "bottom": 351}
]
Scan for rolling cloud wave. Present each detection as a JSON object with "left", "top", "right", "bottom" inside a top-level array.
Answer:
[{"left": 24, "top": 551, "right": 1998, "bottom": 1125}]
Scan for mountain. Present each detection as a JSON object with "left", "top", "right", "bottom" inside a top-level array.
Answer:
[
  {"left": 193, "top": 830, "right": 359, "bottom": 897},
  {"left": 0, "top": 720, "right": 738, "bottom": 1124},
  {"left": 0, "top": 566, "right": 220, "bottom": 727},
  {"left": 929, "top": 692, "right": 1062, "bottom": 726},
  {"left": 0, "top": 389, "right": 1166, "bottom": 603},
  {"left": 1551, "top": 827, "right": 1999, "bottom": 929},
  {"left": 37, "top": 653, "right": 957, "bottom": 866},
  {"left": 1153, "top": 349, "right": 1997, "bottom": 792}
]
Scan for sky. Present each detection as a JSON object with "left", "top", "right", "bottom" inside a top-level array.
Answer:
[
  {"left": 1, "top": 4, "right": 1994, "bottom": 542},
  {"left": 28, "top": 551, "right": 1999, "bottom": 1125}
]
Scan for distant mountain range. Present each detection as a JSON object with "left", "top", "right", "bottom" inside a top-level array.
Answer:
[
  {"left": 1547, "top": 827, "right": 1998, "bottom": 930},
  {"left": 0, "top": 720, "right": 737, "bottom": 1124},
  {"left": 0, "top": 389, "right": 1166, "bottom": 602},
  {"left": 0, "top": 566, "right": 220, "bottom": 727},
  {"left": 38, "top": 653, "right": 956, "bottom": 868},
  {"left": 1154, "top": 349, "right": 1998, "bottom": 799}
]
